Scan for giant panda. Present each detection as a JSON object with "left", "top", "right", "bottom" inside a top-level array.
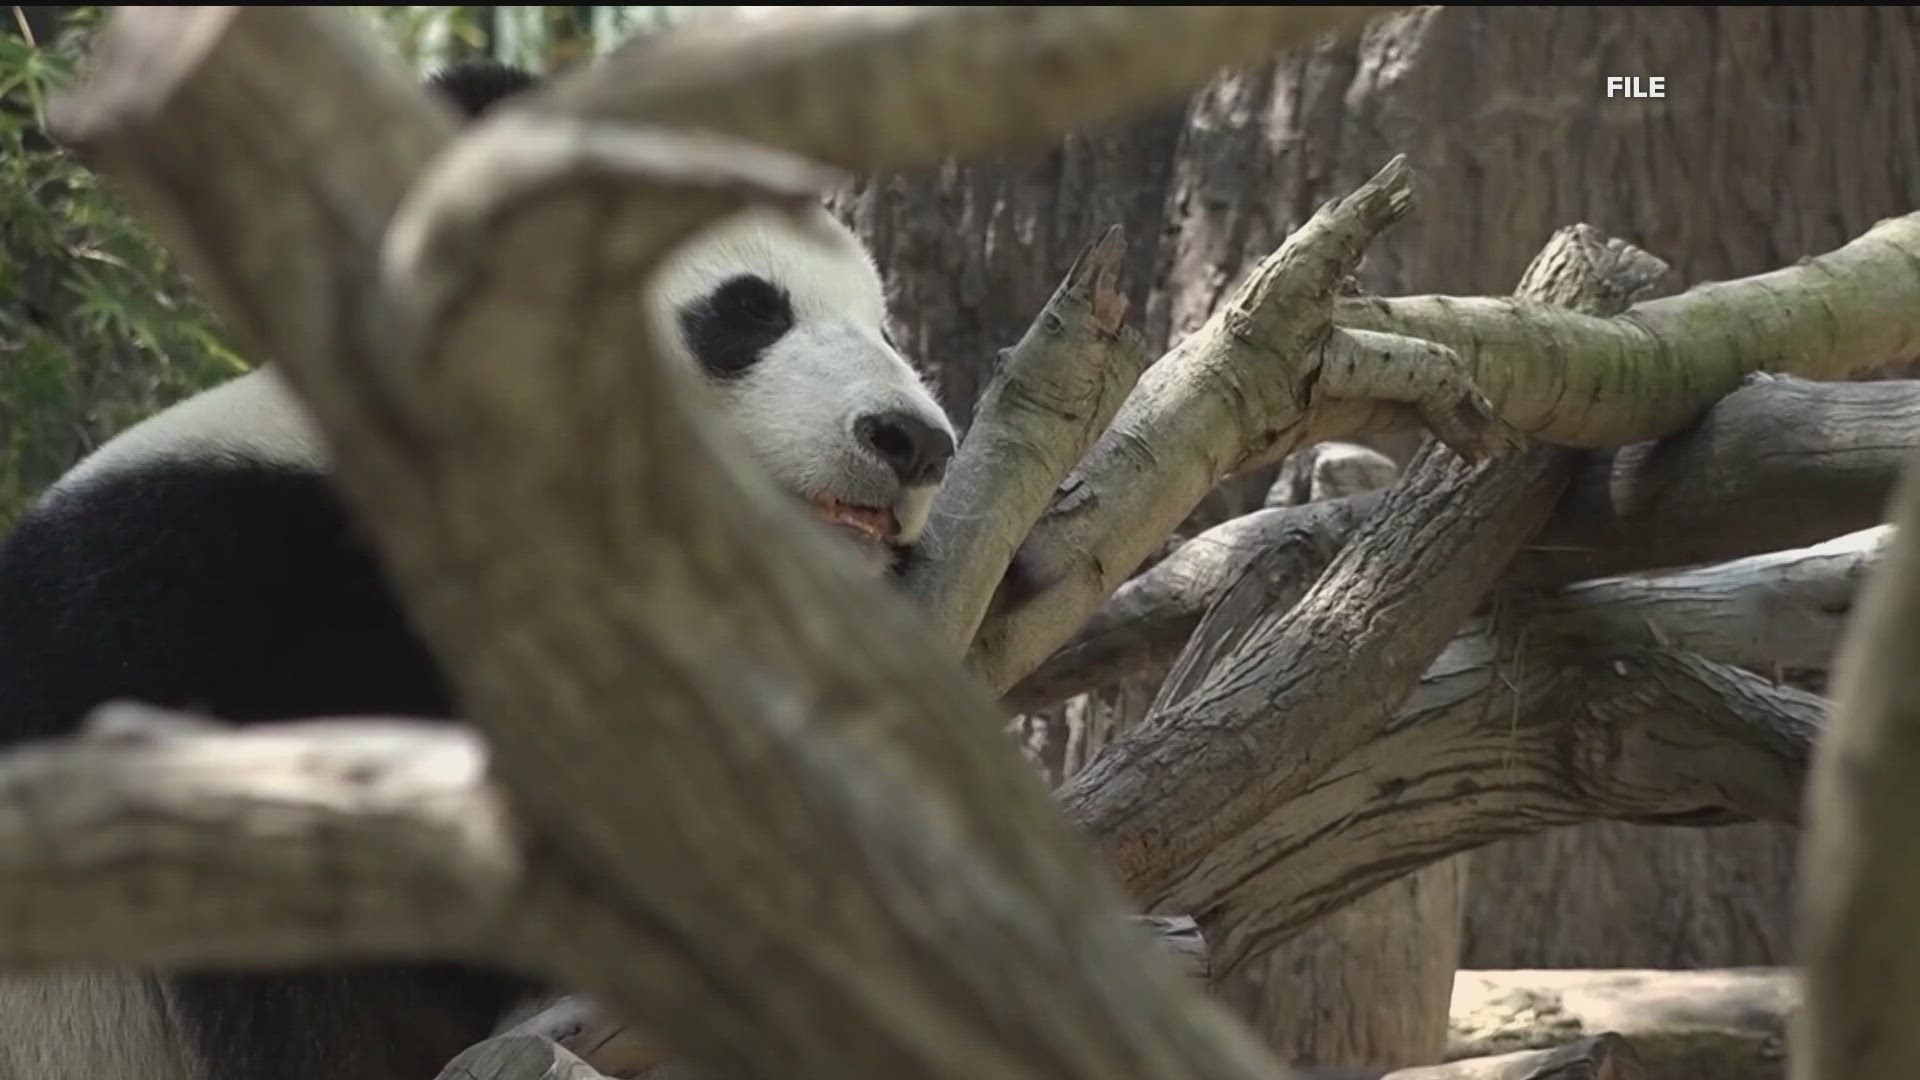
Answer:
[{"left": 0, "top": 59, "right": 956, "bottom": 1080}]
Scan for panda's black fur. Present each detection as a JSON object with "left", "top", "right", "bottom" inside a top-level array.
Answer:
[
  {"left": 425, "top": 58, "right": 541, "bottom": 119},
  {"left": 0, "top": 62, "right": 549, "bottom": 1080}
]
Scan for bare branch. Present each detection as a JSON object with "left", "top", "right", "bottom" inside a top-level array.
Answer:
[
  {"left": 1798, "top": 425, "right": 1920, "bottom": 1079},
  {"left": 1060, "top": 223, "right": 1661, "bottom": 905},
  {"left": 1185, "top": 642, "right": 1820, "bottom": 976},
  {"left": 969, "top": 157, "right": 1510, "bottom": 693},
  {"left": 908, "top": 227, "right": 1149, "bottom": 652},
  {"left": 1529, "top": 526, "right": 1887, "bottom": 670},
  {"left": 1384, "top": 1035, "right": 1646, "bottom": 1080},
  {"left": 54, "top": 7, "right": 1329, "bottom": 1079},
  {"left": 546, "top": 7, "right": 1390, "bottom": 173},
  {"left": 1004, "top": 495, "right": 1372, "bottom": 715},
  {"left": 1021, "top": 377, "right": 1920, "bottom": 712},
  {"left": 1333, "top": 212, "right": 1920, "bottom": 446},
  {"left": 0, "top": 705, "right": 515, "bottom": 969},
  {"left": 1314, "top": 329, "right": 1520, "bottom": 464},
  {"left": 1519, "top": 374, "right": 1918, "bottom": 586}
]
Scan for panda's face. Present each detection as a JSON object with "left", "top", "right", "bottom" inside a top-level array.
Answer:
[{"left": 648, "top": 205, "right": 956, "bottom": 570}]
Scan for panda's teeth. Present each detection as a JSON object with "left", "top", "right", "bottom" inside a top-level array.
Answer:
[{"left": 807, "top": 497, "right": 900, "bottom": 544}]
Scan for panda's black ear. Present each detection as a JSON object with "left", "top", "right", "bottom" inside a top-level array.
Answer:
[{"left": 424, "top": 59, "right": 542, "bottom": 121}]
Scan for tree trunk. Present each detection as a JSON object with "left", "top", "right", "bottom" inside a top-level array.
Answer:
[{"left": 842, "top": 5, "right": 1920, "bottom": 1065}]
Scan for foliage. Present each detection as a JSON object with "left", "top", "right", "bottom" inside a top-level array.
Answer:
[
  {"left": 0, "top": 6, "right": 703, "bottom": 529},
  {"left": 0, "top": 6, "right": 243, "bottom": 528},
  {"left": 359, "top": 6, "right": 697, "bottom": 75}
]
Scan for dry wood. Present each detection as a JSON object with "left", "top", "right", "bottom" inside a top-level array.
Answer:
[
  {"left": 20, "top": 6, "right": 1916, "bottom": 1080},
  {"left": 1525, "top": 526, "right": 1886, "bottom": 671},
  {"left": 1386, "top": 1034, "right": 1646, "bottom": 1080},
  {"left": 541, "top": 7, "right": 1390, "bottom": 174},
  {"left": 1796, "top": 407, "right": 1920, "bottom": 1079},
  {"left": 1329, "top": 212, "right": 1920, "bottom": 446},
  {"left": 974, "top": 209, "right": 1920, "bottom": 701},
  {"left": 1450, "top": 970, "right": 1792, "bottom": 1080},
  {"left": 906, "top": 227, "right": 1149, "bottom": 652},
  {"left": 1013, "top": 378, "right": 1920, "bottom": 713},
  {"left": 52, "top": 6, "right": 1383, "bottom": 1080},
  {"left": 0, "top": 707, "right": 514, "bottom": 969},
  {"left": 1059, "top": 224, "right": 1660, "bottom": 926},
  {"left": 967, "top": 156, "right": 1517, "bottom": 694}
]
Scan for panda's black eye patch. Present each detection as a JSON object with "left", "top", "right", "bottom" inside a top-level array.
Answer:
[{"left": 678, "top": 275, "right": 795, "bottom": 379}]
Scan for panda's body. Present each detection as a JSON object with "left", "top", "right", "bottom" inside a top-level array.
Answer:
[{"left": 0, "top": 61, "right": 955, "bottom": 1080}]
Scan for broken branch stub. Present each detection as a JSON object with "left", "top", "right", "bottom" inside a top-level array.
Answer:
[
  {"left": 909, "top": 225, "right": 1150, "bottom": 653},
  {"left": 970, "top": 156, "right": 1511, "bottom": 695},
  {"left": 1062, "top": 224, "right": 1662, "bottom": 911}
]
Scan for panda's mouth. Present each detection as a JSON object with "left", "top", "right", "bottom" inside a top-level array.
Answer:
[{"left": 808, "top": 496, "right": 901, "bottom": 546}]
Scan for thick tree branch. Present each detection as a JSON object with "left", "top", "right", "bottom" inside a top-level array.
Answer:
[
  {"left": 543, "top": 7, "right": 1390, "bottom": 174},
  {"left": 1383, "top": 1034, "right": 1645, "bottom": 1080},
  {"left": 969, "top": 157, "right": 1514, "bottom": 693},
  {"left": 1184, "top": 641, "right": 1821, "bottom": 977},
  {"left": 1004, "top": 495, "right": 1371, "bottom": 715},
  {"left": 1331, "top": 212, "right": 1920, "bottom": 446},
  {"left": 1797, "top": 432, "right": 1920, "bottom": 1077},
  {"left": 1518, "top": 374, "right": 1916, "bottom": 586},
  {"left": 1060, "top": 224, "right": 1656, "bottom": 905},
  {"left": 907, "top": 227, "right": 1149, "bottom": 652},
  {"left": 54, "top": 6, "right": 1337, "bottom": 1080},
  {"left": 1017, "top": 377, "right": 1919, "bottom": 712},
  {"left": 1528, "top": 526, "right": 1886, "bottom": 671},
  {"left": 977, "top": 207, "right": 1915, "bottom": 699},
  {"left": 0, "top": 707, "right": 516, "bottom": 970}
]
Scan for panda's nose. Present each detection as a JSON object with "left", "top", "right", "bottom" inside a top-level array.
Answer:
[{"left": 855, "top": 410, "right": 955, "bottom": 486}]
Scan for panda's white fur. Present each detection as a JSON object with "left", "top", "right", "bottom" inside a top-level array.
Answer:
[
  {"left": 51, "top": 364, "right": 325, "bottom": 491},
  {"left": 645, "top": 202, "right": 951, "bottom": 554},
  {"left": 55, "top": 202, "right": 952, "bottom": 566},
  {"left": 0, "top": 59, "right": 954, "bottom": 1080}
]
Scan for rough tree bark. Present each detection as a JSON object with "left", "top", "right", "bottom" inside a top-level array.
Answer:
[
  {"left": 1795, "top": 421, "right": 1920, "bottom": 1077},
  {"left": 42, "top": 7, "right": 1404, "bottom": 1080},
  {"left": 1193, "top": 224, "right": 1666, "bottom": 1071},
  {"left": 17, "top": 7, "right": 1920, "bottom": 1080},
  {"left": 841, "top": 9, "right": 1920, "bottom": 1054}
]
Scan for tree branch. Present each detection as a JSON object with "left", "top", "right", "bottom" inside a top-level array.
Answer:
[
  {"left": 976, "top": 204, "right": 1917, "bottom": 699},
  {"left": 1527, "top": 526, "right": 1886, "bottom": 671},
  {"left": 543, "top": 6, "right": 1390, "bottom": 174},
  {"left": 907, "top": 227, "right": 1149, "bottom": 652},
  {"left": 54, "top": 6, "right": 1338, "bottom": 1080},
  {"left": 1060, "top": 224, "right": 1657, "bottom": 906},
  {"left": 1797, "top": 413, "right": 1920, "bottom": 1078},
  {"left": 1383, "top": 1034, "right": 1646, "bottom": 1080},
  {"left": 1184, "top": 641, "right": 1821, "bottom": 977},
  {"left": 1331, "top": 212, "right": 1920, "bottom": 446},
  {"left": 1518, "top": 374, "right": 1917, "bottom": 586},
  {"left": 1016, "top": 377, "right": 1920, "bottom": 712},
  {"left": 0, "top": 706, "right": 515, "bottom": 970},
  {"left": 968, "top": 157, "right": 1515, "bottom": 693}
]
